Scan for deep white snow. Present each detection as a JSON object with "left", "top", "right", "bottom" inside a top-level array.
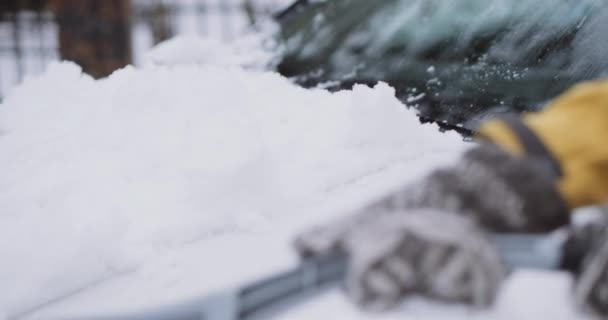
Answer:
[{"left": 0, "top": 36, "right": 588, "bottom": 320}]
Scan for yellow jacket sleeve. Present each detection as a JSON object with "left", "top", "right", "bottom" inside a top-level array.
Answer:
[{"left": 479, "top": 80, "right": 608, "bottom": 210}]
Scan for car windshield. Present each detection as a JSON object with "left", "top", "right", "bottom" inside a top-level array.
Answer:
[{"left": 276, "top": 0, "right": 608, "bottom": 132}]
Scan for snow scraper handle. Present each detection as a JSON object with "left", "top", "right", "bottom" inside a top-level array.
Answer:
[{"left": 67, "top": 233, "right": 571, "bottom": 320}]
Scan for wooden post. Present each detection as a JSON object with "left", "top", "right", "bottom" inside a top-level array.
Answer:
[{"left": 50, "top": 0, "right": 132, "bottom": 78}]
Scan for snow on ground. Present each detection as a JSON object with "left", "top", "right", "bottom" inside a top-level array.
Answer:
[{"left": 0, "top": 36, "right": 587, "bottom": 320}]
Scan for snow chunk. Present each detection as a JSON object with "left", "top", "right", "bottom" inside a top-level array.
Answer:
[{"left": 0, "top": 58, "right": 463, "bottom": 317}]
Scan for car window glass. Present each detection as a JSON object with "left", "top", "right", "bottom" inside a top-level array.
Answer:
[{"left": 277, "top": 0, "right": 608, "bottom": 132}]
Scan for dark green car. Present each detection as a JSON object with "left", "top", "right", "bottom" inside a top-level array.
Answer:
[{"left": 275, "top": 0, "right": 608, "bottom": 134}]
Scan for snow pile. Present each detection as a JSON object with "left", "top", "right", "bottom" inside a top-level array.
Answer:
[{"left": 0, "top": 50, "right": 465, "bottom": 317}]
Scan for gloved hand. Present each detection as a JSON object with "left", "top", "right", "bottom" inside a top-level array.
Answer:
[
  {"left": 480, "top": 80, "right": 608, "bottom": 209},
  {"left": 474, "top": 81, "right": 608, "bottom": 317},
  {"left": 295, "top": 143, "right": 569, "bottom": 311},
  {"left": 295, "top": 209, "right": 505, "bottom": 311}
]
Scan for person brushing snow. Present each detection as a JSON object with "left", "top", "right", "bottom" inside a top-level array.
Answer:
[{"left": 295, "top": 80, "right": 608, "bottom": 315}]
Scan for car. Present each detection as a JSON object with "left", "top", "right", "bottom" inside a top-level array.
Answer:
[{"left": 275, "top": 0, "right": 608, "bottom": 134}]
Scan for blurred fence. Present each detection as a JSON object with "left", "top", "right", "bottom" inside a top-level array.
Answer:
[
  {"left": 0, "top": 0, "right": 291, "bottom": 101},
  {"left": 0, "top": 2, "right": 58, "bottom": 100}
]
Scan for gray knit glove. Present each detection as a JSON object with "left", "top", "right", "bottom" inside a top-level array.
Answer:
[
  {"left": 295, "top": 144, "right": 570, "bottom": 310},
  {"left": 297, "top": 209, "right": 504, "bottom": 310}
]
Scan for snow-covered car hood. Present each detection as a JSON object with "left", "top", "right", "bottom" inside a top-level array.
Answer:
[{"left": 0, "top": 27, "right": 589, "bottom": 320}]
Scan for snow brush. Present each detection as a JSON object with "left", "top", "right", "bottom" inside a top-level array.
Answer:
[{"left": 65, "top": 232, "right": 579, "bottom": 320}]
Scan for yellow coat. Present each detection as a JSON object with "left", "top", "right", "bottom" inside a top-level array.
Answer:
[{"left": 479, "top": 81, "right": 608, "bottom": 209}]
